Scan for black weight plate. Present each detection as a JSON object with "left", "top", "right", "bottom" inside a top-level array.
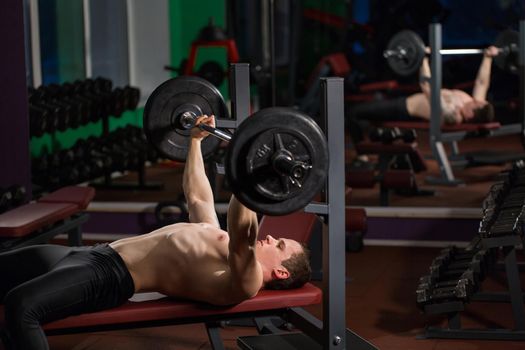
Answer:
[
  {"left": 494, "top": 29, "right": 519, "bottom": 74},
  {"left": 143, "top": 76, "right": 228, "bottom": 161},
  {"left": 226, "top": 107, "right": 329, "bottom": 215},
  {"left": 386, "top": 30, "right": 426, "bottom": 76},
  {"left": 245, "top": 129, "right": 313, "bottom": 201}
]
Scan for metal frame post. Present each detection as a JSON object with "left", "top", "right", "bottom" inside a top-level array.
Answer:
[
  {"left": 224, "top": 63, "right": 251, "bottom": 128},
  {"left": 428, "top": 23, "right": 460, "bottom": 185},
  {"left": 518, "top": 21, "right": 525, "bottom": 147},
  {"left": 320, "top": 77, "right": 346, "bottom": 349}
]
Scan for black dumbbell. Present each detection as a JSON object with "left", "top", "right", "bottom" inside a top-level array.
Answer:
[
  {"left": 122, "top": 86, "right": 140, "bottom": 110},
  {"left": 76, "top": 80, "right": 115, "bottom": 121},
  {"left": 49, "top": 83, "right": 91, "bottom": 128},
  {"left": 29, "top": 88, "right": 68, "bottom": 133},
  {"left": 93, "top": 77, "right": 113, "bottom": 93},
  {"left": 61, "top": 82, "right": 100, "bottom": 125},
  {"left": 110, "top": 88, "right": 125, "bottom": 117},
  {"left": 45, "top": 84, "right": 90, "bottom": 128},
  {"left": 417, "top": 277, "right": 473, "bottom": 306},
  {"left": 6, "top": 185, "right": 26, "bottom": 208},
  {"left": 32, "top": 86, "right": 74, "bottom": 132},
  {"left": 0, "top": 188, "right": 13, "bottom": 213},
  {"left": 116, "top": 127, "right": 157, "bottom": 164},
  {"left": 71, "top": 80, "right": 109, "bottom": 123},
  {"left": 28, "top": 104, "right": 50, "bottom": 137},
  {"left": 369, "top": 127, "right": 417, "bottom": 144}
]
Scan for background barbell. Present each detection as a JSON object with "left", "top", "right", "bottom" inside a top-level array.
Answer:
[{"left": 384, "top": 29, "right": 519, "bottom": 76}]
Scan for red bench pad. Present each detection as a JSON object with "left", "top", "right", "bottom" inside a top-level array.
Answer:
[
  {"left": 0, "top": 283, "right": 321, "bottom": 331},
  {"left": 258, "top": 212, "right": 319, "bottom": 243},
  {"left": 38, "top": 186, "right": 95, "bottom": 210},
  {"left": 346, "top": 208, "right": 367, "bottom": 233},
  {"left": 380, "top": 121, "right": 501, "bottom": 131},
  {"left": 356, "top": 141, "right": 418, "bottom": 155},
  {"left": 0, "top": 203, "right": 78, "bottom": 237}
]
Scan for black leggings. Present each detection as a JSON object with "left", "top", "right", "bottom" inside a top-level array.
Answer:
[
  {"left": 346, "top": 97, "right": 412, "bottom": 144},
  {"left": 0, "top": 244, "right": 135, "bottom": 350}
]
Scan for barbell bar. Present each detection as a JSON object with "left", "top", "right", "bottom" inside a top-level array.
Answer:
[{"left": 384, "top": 48, "right": 508, "bottom": 58}]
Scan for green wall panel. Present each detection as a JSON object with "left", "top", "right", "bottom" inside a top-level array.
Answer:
[
  {"left": 169, "top": 0, "right": 228, "bottom": 98},
  {"left": 55, "top": 0, "right": 85, "bottom": 83}
]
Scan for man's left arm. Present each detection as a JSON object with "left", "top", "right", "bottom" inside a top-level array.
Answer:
[
  {"left": 472, "top": 46, "right": 499, "bottom": 101},
  {"left": 225, "top": 196, "right": 262, "bottom": 301}
]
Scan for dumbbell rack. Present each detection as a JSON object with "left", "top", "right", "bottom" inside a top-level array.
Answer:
[
  {"left": 89, "top": 110, "right": 164, "bottom": 191},
  {"left": 420, "top": 166, "right": 525, "bottom": 340},
  {"left": 422, "top": 236, "right": 525, "bottom": 340},
  {"left": 222, "top": 64, "right": 377, "bottom": 349}
]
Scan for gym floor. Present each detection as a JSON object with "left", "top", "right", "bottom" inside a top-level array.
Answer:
[{"left": 7, "top": 245, "right": 519, "bottom": 350}]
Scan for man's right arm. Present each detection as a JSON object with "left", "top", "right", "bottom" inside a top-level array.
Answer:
[{"left": 182, "top": 115, "right": 220, "bottom": 227}]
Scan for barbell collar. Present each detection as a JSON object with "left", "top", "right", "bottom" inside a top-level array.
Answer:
[{"left": 272, "top": 151, "right": 310, "bottom": 181}]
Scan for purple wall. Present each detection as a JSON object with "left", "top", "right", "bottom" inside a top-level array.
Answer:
[
  {"left": 84, "top": 211, "right": 481, "bottom": 243},
  {"left": 0, "top": 0, "right": 31, "bottom": 197}
]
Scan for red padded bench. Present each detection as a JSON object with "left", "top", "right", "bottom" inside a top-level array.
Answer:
[
  {"left": 0, "top": 211, "right": 322, "bottom": 349},
  {"left": 0, "top": 186, "right": 94, "bottom": 250}
]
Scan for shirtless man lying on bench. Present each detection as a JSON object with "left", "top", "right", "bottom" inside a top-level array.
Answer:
[
  {"left": 0, "top": 115, "right": 311, "bottom": 350},
  {"left": 346, "top": 46, "right": 500, "bottom": 146}
]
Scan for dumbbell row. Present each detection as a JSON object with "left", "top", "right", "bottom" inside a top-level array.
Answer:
[
  {"left": 417, "top": 273, "right": 475, "bottom": 307},
  {"left": 29, "top": 78, "right": 140, "bottom": 138},
  {"left": 416, "top": 248, "right": 498, "bottom": 307},
  {"left": 479, "top": 165, "right": 525, "bottom": 237},
  {"left": 32, "top": 126, "right": 159, "bottom": 190},
  {"left": 419, "top": 247, "right": 496, "bottom": 288}
]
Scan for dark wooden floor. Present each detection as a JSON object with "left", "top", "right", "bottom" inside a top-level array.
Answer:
[{"left": 2, "top": 245, "right": 517, "bottom": 350}]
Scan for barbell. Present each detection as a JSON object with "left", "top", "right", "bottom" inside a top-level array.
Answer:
[
  {"left": 384, "top": 29, "right": 519, "bottom": 76},
  {"left": 143, "top": 76, "right": 329, "bottom": 215}
]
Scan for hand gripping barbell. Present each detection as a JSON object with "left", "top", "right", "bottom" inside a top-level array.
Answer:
[
  {"left": 143, "top": 76, "right": 329, "bottom": 215},
  {"left": 384, "top": 29, "right": 519, "bottom": 76}
]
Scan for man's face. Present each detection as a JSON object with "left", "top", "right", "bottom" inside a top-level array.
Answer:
[
  {"left": 460, "top": 100, "right": 488, "bottom": 121},
  {"left": 256, "top": 235, "right": 303, "bottom": 269}
]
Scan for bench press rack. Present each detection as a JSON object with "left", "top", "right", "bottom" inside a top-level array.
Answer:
[
  {"left": 235, "top": 68, "right": 377, "bottom": 349},
  {"left": 0, "top": 65, "right": 379, "bottom": 350},
  {"left": 425, "top": 21, "right": 525, "bottom": 185}
]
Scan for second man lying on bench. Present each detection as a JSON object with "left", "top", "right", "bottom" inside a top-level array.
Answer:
[
  {"left": 346, "top": 46, "right": 500, "bottom": 147},
  {"left": 0, "top": 115, "right": 312, "bottom": 350}
]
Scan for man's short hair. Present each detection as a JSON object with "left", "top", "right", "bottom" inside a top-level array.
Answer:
[
  {"left": 265, "top": 245, "right": 311, "bottom": 290},
  {"left": 471, "top": 103, "right": 495, "bottom": 123}
]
